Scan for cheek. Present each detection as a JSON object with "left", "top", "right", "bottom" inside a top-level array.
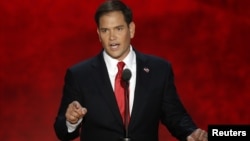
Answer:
[
  {"left": 99, "top": 35, "right": 107, "bottom": 42},
  {"left": 100, "top": 38, "right": 110, "bottom": 47}
]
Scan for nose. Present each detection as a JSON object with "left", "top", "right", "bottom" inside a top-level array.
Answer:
[{"left": 109, "top": 30, "right": 116, "bottom": 40}]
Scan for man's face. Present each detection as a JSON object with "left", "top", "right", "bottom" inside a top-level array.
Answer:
[{"left": 97, "top": 11, "right": 135, "bottom": 61}]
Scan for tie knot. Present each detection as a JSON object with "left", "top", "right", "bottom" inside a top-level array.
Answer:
[{"left": 117, "top": 61, "right": 125, "bottom": 72}]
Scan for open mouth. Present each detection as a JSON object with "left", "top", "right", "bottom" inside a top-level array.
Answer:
[{"left": 110, "top": 43, "right": 120, "bottom": 49}]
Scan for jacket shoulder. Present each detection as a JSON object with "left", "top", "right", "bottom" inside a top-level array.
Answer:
[{"left": 137, "top": 51, "right": 172, "bottom": 69}]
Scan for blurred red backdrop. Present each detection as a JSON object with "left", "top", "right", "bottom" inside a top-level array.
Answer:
[{"left": 0, "top": 0, "right": 249, "bottom": 141}]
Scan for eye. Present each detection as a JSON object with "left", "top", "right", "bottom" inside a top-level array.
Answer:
[
  {"left": 117, "top": 27, "right": 123, "bottom": 31},
  {"left": 100, "top": 29, "right": 107, "bottom": 33}
]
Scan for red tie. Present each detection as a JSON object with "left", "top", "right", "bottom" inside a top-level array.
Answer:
[{"left": 114, "top": 61, "right": 126, "bottom": 123}]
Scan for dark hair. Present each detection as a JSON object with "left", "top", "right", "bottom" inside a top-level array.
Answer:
[{"left": 94, "top": 0, "right": 133, "bottom": 27}]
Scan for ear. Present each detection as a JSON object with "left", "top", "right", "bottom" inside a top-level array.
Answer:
[
  {"left": 129, "top": 21, "right": 135, "bottom": 39},
  {"left": 96, "top": 28, "right": 101, "bottom": 42}
]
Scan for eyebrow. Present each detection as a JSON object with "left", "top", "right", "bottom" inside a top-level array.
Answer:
[{"left": 99, "top": 25, "right": 125, "bottom": 30}]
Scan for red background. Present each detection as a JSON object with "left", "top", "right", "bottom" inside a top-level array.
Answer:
[{"left": 1, "top": 0, "right": 249, "bottom": 140}]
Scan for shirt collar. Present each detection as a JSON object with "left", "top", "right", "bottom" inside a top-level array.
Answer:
[{"left": 103, "top": 45, "right": 135, "bottom": 71}]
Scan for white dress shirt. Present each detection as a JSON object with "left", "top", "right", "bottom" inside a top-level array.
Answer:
[{"left": 103, "top": 45, "right": 136, "bottom": 115}]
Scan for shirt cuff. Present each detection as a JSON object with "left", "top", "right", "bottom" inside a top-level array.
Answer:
[{"left": 66, "top": 118, "right": 83, "bottom": 133}]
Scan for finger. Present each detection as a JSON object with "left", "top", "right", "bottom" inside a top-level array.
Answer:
[
  {"left": 187, "top": 135, "right": 195, "bottom": 141},
  {"left": 190, "top": 129, "right": 200, "bottom": 139},
  {"left": 81, "top": 107, "right": 87, "bottom": 114},
  {"left": 76, "top": 107, "right": 87, "bottom": 119},
  {"left": 192, "top": 128, "right": 207, "bottom": 141},
  {"left": 72, "top": 110, "right": 81, "bottom": 117},
  {"left": 72, "top": 101, "right": 81, "bottom": 109},
  {"left": 68, "top": 114, "right": 79, "bottom": 123},
  {"left": 196, "top": 128, "right": 205, "bottom": 138},
  {"left": 66, "top": 111, "right": 79, "bottom": 123},
  {"left": 198, "top": 129, "right": 207, "bottom": 140},
  {"left": 187, "top": 128, "right": 202, "bottom": 141}
]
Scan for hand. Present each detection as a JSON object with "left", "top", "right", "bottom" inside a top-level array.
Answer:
[
  {"left": 65, "top": 101, "right": 87, "bottom": 124},
  {"left": 187, "top": 128, "right": 208, "bottom": 141}
]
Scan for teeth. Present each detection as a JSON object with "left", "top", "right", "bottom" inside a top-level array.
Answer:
[
  {"left": 111, "top": 45, "right": 117, "bottom": 48},
  {"left": 110, "top": 43, "right": 119, "bottom": 48}
]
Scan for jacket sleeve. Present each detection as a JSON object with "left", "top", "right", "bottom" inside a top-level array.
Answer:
[
  {"left": 53, "top": 69, "right": 82, "bottom": 140},
  {"left": 161, "top": 63, "right": 197, "bottom": 141}
]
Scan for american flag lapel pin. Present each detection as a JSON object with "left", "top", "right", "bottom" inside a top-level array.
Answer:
[{"left": 143, "top": 67, "right": 150, "bottom": 73}]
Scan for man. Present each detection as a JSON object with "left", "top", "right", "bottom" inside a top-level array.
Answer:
[{"left": 54, "top": 0, "right": 208, "bottom": 141}]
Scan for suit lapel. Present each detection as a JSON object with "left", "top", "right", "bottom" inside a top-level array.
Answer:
[
  {"left": 91, "top": 53, "right": 124, "bottom": 126},
  {"left": 129, "top": 52, "right": 152, "bottom": 128}
]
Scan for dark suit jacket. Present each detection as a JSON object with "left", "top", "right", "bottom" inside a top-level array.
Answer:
[{"left": 54, "top": 49, "right": 197, "bottom": 141}]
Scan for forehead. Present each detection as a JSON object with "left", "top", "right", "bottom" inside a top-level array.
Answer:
[{"left": 99, "top": 11, "right": 126, "bottom": 27}]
